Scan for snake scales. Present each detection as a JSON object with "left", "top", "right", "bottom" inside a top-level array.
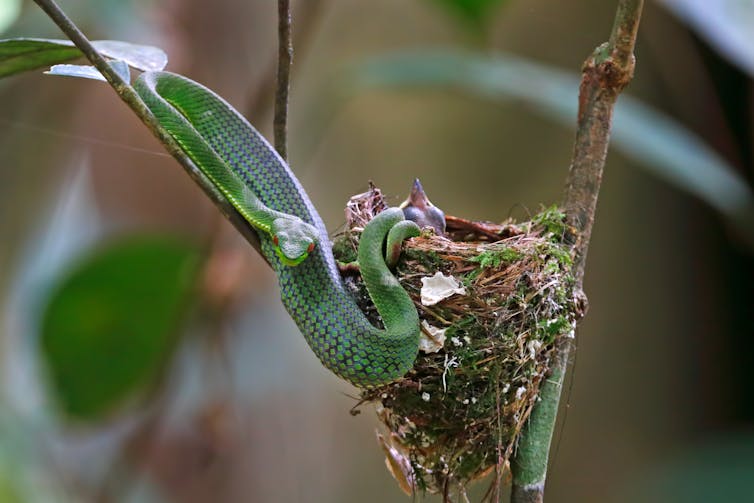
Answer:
[{"left": 134, "top": 71, "right": 421, "bottom": 387}]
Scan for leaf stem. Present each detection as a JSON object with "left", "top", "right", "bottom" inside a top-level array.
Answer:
[
  {"left": 510, "top": 1, "right": 644, "bottom": 502},
  {"left": 31, "top": 0, "right": 266, "bottom": 262}
]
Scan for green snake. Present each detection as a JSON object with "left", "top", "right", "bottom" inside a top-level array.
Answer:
[{"left": 134, "top": 71, "right": 421, "bottom": 387}]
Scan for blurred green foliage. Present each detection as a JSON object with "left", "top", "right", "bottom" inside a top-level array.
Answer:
[
  {"left": 40, "top": 237, "right": 201, "bottom": 420},
  {"left": 0, "top": 0, "right": 21, "bottom": 35},
  {"left": 0, "top": 476, "right": 23, "bottom": 503},
  {"left": 428, "top": 0, "right": 508, "bottom": 31}
]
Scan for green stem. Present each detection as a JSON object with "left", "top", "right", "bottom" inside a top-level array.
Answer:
[
  {"left": 31, "top": 0, "right": 266, "bottom": 263},
  {"left": 510, "top": 1, "right": 644, "bottom": 501}
]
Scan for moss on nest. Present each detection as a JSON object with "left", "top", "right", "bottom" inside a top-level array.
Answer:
[{"left": 333, "top": 187, "right": 580, "bottom": 498}]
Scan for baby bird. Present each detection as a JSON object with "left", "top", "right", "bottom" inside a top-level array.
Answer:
[{"left": 400, "top": 179, "right": 446, "bottom": 236}]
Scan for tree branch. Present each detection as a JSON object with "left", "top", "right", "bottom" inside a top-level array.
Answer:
[
  {"left": 274, "top": 0, "right": 293, "bottom": 160},
  {"left": 565, "top": 0, "right": 643, "bottom": 283},
  {"left": 510, "top": 1, "right": 644, "bottom": 502},
  {"left": 31, "top": 0, "right": 267, "bottom": 264}
]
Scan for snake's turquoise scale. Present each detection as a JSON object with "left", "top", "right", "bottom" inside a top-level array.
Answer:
[{"left": 135, "top": 72, "right": 420, "bottom": 387}]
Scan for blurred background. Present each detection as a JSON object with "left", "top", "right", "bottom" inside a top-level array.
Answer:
[{"left": 1, "top": 0, "right": 753, "bottom": 501}]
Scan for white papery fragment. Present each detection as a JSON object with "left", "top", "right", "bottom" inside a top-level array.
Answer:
[
  {"left": 419, "top": 320, "right": 446, "bottom": 353},
  {"left": 420, "top": 272, "right": 467, "bottom": 306}
]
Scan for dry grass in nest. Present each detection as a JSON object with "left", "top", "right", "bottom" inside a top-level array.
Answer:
[{"left": 333, "top": 185, "right": 580, "bottom": 500}]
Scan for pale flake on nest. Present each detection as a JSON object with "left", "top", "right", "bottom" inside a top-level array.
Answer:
[
  {"left": 421, "top": 392, "right": 431, "bottom": 402},
  {"left": 527, "top": 339, "right": 543, "bottom": 359},
  {"left": 451, "top": 336, "right": 462, "bottom": 347},
  {"left": 419, "top": 320, "right": 446, "bottom": 353},
  {"left": 515, "top": 386, "right": 526, "bottom": 400},
  {"left": 420, "top": 271, "right": 467, "bottom": 306}
]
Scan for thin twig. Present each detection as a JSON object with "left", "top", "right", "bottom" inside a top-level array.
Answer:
[
  {"left": 274, "top": 0, "right": 293, "bottom": 160},
  {"left": 245, "top": 0, "right": 324, "bottom": 122},
  {"left": 31, "top": 0, "right": 267, "bottom": 264},
  {"left": 510, "top": 1, "right": 644, "bottom": 502}
]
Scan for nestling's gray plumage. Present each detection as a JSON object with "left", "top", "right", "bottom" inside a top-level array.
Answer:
[{"left": 400, "top": 179, "right": 446, "bottom": 236}]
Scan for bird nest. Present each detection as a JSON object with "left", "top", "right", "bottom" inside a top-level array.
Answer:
[{"left": 332, "top": 185, "right": 581, "bottom": 499}]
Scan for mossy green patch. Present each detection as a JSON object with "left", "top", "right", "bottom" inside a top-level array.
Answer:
[
  {"left": 469, "top": 246, "right": 524, "bottom": 269},
  {"left": 331, "top": 233, "right": 358, "bottom": 264},
  {"left": 530, "top": 204, "right": 568, "bottom": 237}
]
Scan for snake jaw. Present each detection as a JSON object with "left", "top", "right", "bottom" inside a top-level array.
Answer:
[{"left": 275, "top": 247, "right": 310, "bottom": 266}]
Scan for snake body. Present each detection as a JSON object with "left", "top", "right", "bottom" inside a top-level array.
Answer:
[{"left": 134, "top": 71, "right": 420, "bottom": 387}]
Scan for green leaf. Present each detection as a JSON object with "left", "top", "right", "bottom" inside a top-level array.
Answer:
[
  {"left": 0, "top": 0, "right": 21, "bottom": 35},
  {"left": 348, "top": 50, "right": 754, "bottom": 222},
  {"left": 0, "top": 38, "right": 167, "bottom": 78},
  {"left": 46, "top": 59, "right": 131, "bottom": 83},
  {"left": 428, "top": 0, "right": 508, "bottom": 30},
  {"left": 0, "top": 38, "right": 80, "bottom": 78},
  {"left": 91, "top": 40, "right": 168, "bottom": 72},
  {"left": 40, "top": 237, "right": 201, "bottom": 420}
]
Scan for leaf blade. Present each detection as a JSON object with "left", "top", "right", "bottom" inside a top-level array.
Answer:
[
  {"left": 46, "top": 59, "right": 131, "bottom": 83},
  {"left": 40, "top": 237, "right": 200, "bottom": 420},
  {"left": 0, "top": 37, "right": 167, "bottom": 78},
  {"left": 0, "top": 38, "right": 81, "bottom": 78}
]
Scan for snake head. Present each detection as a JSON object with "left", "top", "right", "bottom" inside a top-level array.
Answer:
[{"left": 270, "top": 216, "right": 320, "bottom": 266}]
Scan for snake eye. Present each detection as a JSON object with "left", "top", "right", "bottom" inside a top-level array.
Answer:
[
  {"left": 307, "top": 242, "right": 315, "bottom": 254},
  {"left": 273, "top": 235, "right": 279, "bottom": 246}
]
